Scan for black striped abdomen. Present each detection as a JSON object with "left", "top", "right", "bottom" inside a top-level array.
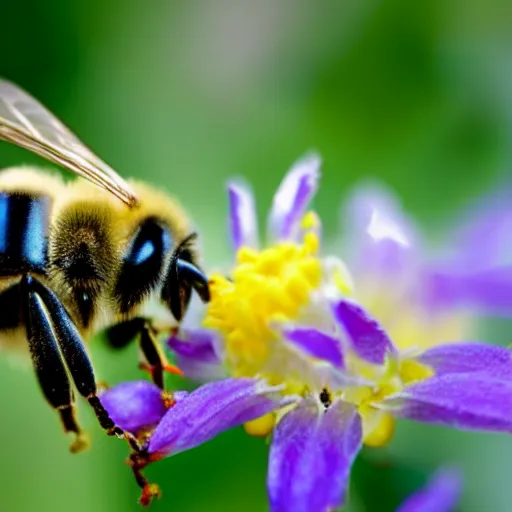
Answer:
[{"left": 0, "top": 192, "right": 51, "bottom": 277}]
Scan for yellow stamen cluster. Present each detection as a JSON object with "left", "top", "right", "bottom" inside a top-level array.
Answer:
[{"left": 204, "top": 230, "right": 321, "bottom": 381}]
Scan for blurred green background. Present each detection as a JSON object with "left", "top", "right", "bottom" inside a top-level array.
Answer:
[{"left": 1, "top": 0, "right": 512, "bottom": 510}]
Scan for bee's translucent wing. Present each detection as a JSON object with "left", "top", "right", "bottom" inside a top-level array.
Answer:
[{"left": 0, "top": 80, "right": 138, "bottom": 207}]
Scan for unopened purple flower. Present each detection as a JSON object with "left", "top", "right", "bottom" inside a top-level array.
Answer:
[{"left": 100, "top": 380, "right": 173, "bottom": 435}]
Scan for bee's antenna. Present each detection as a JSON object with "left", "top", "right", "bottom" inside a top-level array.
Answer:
[{"left": 161, "top": 233, "right": 210, "bottom": 322}]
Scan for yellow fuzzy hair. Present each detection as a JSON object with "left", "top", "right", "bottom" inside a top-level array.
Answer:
[
  {"left": 122, "top": 179, "right": 192, "bottom": 243},
  {"left": 52, "top": 177, "right": 192, "bottom": 244},
  {"left": 0, "top": 166, "right": 65, "bottom": 197},
  {"left": 50, "top": 179, "right": 126, "bottom": 244}
]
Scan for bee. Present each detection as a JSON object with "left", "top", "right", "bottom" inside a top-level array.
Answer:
[{"left": 0, "top": 80, "right": 210, "bottom": 452}]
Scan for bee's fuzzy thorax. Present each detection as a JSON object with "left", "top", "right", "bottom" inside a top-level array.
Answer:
[{"left": 125, "top": 180, "right": 192, "bottom": 245}]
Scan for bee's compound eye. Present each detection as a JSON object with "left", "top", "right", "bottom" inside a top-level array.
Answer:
[{"left": 115, "top": 218, "right": 173, "bottom": 314}]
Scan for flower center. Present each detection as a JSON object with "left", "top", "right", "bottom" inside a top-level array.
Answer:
[
  {"left": 343, "top": 356, "right": 434, "bottom": 446},
  {"left": 203, "top": 231, "right": 322, "bottom": 382}
]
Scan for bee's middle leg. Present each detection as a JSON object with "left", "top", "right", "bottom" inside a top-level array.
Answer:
[{"left": 105, "top": 318, "right": 181, "bottom": 389}]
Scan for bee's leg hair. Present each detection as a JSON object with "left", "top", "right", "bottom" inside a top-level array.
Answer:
[
  {"left": 20, "top": 274, "right": 88, "bottom": 453},
  {"left": 23, "top": 275, "right": 143, "bottom": 452}
]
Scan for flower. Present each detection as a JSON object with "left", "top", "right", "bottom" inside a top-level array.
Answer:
[
  {"left": 341, "top": 178, "right": 512, "bottom": 352},
  {"left": 396, "top": 468, "right": 461, "bottom": 512},
  {"left": 102, "top": 155, "right": 512, "bottom": 509}
]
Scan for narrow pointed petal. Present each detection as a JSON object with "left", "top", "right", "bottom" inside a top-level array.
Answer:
[
  {"left": 228, "top": 181, "right": 258, "bottom": 250},
  {"left": 267, "top": 397, "right": 362, "bottom": 512},
  {"left": 425, "top": 265, "right": 512, "bottom": 317},
  {"left": 100, "top": 381, "right": 170, "bottom": 434},
  {"left": 283, "top": 327, "right": 344, "bottom": 368},
  {"left": 380, "top": 374, "right": 512, "bottom": 432},
  {"left": 148, "top": 378, "right": 291, "bottom": 457},
  {"left": 269, "top": 153, "right": 321, "bottom": 240},
  {"left": 419, "top": 342, "right": 512, "bottom": 379},
  {"left": 167, "top": 329, "right": 226, "bottom": 381},
  {"left": 396, "top": 468, "right": 462, "bottom": 512},
  {"left": 333, "top": 299, "right": 396, "bottom": 364}
]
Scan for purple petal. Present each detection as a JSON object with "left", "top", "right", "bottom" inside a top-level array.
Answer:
[
  {"left": 283, "top": 328, "right": 344, "bottom": 368},
  {"left": 100, "top": 381, "right": 169, "bottom": 434},
  {"left": 267, "top": 397, "right": 362, "bottom": 512},
  {"left": 396, "top": 468, "right": 462, "bottom": 512},
  {"left": 269, "top": 153, "right": 321, "bottom": 240},
  {"left": 380, "top": 374, "right": 512, "bottom": 432},
  {"left": 333, "top": 299, "right": 396, "bottom": 364},
  {"left": 148, "top": 378, "right": 289, "bottom": 457},
  {"left": 227, "top": 181, "right": 258, "bottom": 250},
  {"left": 167, "top": 329, "right": 225, "bottom": 381},
  {"left": 343, "top": 182, "right": 420, "bottom": 279},
  {"left": 419, "top": 342, "right": 512, "bottom": 379},
  {"left": 424, "top": 265, "right": 512, "bottom": 317},
  {"left": 448, "top": 180, "right": 512, "bottom": 269}
]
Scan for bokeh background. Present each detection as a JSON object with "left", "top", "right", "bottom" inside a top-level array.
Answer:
[{"left": 1, "top": 0, "right": 511, "bottom": 510}]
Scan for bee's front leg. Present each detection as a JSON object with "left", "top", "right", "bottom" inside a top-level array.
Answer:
[
  {"left": 20, "top": 275, "right": 88, "bottom": 453},
  {"left": 22, "top": 275, "right": 143, "bottom": 453}
]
